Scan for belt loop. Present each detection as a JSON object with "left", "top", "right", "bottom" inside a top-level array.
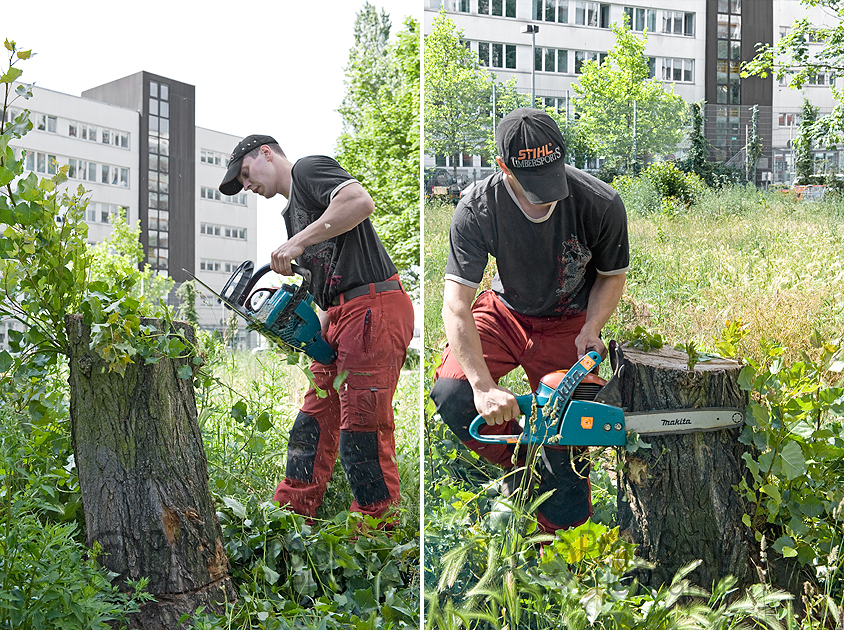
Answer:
[
  {"left": 339, "top": 291, "right": 346, "bottom": 306},
  {"left": 369, "top": 282, "right": 376, "bottom": 297}
]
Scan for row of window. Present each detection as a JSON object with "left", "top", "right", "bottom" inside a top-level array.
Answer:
[
  {"left": 85, "top": 203, "right": 127, "bottom": 225},
  {"left": 201, "top": 149, "right": 229, "bottom": 166},
  {"left": 448, "top": 0, "right": 516, "bottom": 17},
  {"left": 532, "top": 1, "right": 610, "bottom": 27},
  {"left": 69, "top": 121, "right": 130, "bottom": 148},
  {"left": 200, "top": 259, "right": 242, "bottom": 274},
  {"left": 200, "top": 223, "right": 247, "bottom": 240},
  {"left": 22, "top": 149, "right": 130, "bottom": 188},
  {"left": 624, "top": 7, "right": 694, "bottom": 37},
  {"left": 528, "top": 45, "right": 693, "bottom": 82},
  {"left": 5, "top": 108, "right": 132, "bottom": 150},
  {"left": 200, "top": 186, "right": 247, "bottom": 206}
]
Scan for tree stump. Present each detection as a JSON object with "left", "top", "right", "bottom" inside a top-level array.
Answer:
[
  {"left": 615, "top": 345, "right": 755, "bottom": 592},
  {"left": 65, "top": 315, "right": 235, "bottom": 629}
]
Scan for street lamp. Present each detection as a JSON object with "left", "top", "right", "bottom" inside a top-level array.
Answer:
[{"left": 522, "top": 24, "right": 539, "bottom": 107}]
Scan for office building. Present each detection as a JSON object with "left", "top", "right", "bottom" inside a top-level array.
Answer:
[
  {"left": 6, "top": 72, "right": 258, "bottom": 347},
  {"left": 424, "top": 0, "right": 841, "bottom": 186}
]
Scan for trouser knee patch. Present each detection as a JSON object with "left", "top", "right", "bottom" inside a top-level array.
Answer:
[
  {"left": 429, "top": 377, "right": 476, "bottom": 442},
  {"left": 286, "top": 412, "right": 321, "bottom": 482},
  {"left": 339, "top": 431, "right": 390, "bottom": 507}
]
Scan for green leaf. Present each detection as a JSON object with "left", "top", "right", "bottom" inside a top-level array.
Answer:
[
  {"left": 772, "top": 535, "right": 797, "bottom": 557},
  {"left": 261, "top": 564, "right": 280, "bottom": 585},
  {"left": 176, "top": 365, "right": 192, "bottom": 380},
  {"left": 760, "top": 484, "right": 782, "bottom": 505},
  {"left": 221, "top": 496, "right": 246, "bottom": 519},
  {"left": 778, "top": 440, "right": 806, "bottom": 480},
  {"left": 256, "top": 411, "right": 273, "bottom": 433},
  {"left": 0, "top": 67, "right": 22, "bottom": 83}
]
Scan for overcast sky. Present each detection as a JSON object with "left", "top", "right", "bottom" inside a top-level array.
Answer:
[{"left": 9, "top": 0, "right": 419, "bottom": 263}]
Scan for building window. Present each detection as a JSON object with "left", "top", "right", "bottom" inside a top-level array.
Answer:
[
  {"left": 200, "top": 149, "right": 227, "bottom": 166},
  {"left": 662, "top": 10, "right": 694, "bottom": 36},
  {"left": 574, "top": 50, "right": 602, "bottom": 74},
  {"left": 624, "top": 7, "right": 656, "bottom": 32},
  {"left": 534, "top": 0, "right": 568, "bottom": 23},
  {"left": 478, "top": 42, "right": 516, "bottom": 69},
  {"left": 36, "top": 114, "right": 57, "bottom": 133},
  {"left": 534, "top": 47, "right": 569, "bottom": 73},
  {"left": 660, "top": 58, "right": 694, "bottom": 83},
  {"left": 25, "top": 150, "right": 57, "bottom": 175},
  {"left": 574, "top": 1, "right": 599, "bottom": 26},
  {"left": 479, "top": 0, "right": 516, "bottom": 17}
]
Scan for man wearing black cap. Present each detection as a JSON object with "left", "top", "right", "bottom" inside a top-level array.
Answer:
[
  {"left": 429, "top": 108, "right": 629, "bottom": 533},
  {"left": 219, "top": 136, "right": 414, "bottom": 522}
]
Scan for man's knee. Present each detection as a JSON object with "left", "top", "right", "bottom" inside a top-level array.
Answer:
[
  {"left": 339, "top": 430, "right": 391, "bottom": 507},
  {"left": 286, "top": 412, "right": 321, "bottom": 482},
  {"left": 429, "top": 376, "right": 476, "bottom": 442}
]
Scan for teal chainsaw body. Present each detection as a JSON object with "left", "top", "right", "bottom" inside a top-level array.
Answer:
[
  {"left": 185, "top": 261, "right": 336, "bottom": 365},
  {"left": 467, "top": 351, "right": 627, "bottom": 447}
]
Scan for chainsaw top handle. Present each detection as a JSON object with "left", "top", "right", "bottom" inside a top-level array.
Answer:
[{"left": 467, "top": 351, "right": 602, "bottom": 445}]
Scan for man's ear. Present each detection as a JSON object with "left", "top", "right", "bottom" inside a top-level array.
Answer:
[{"left": 260, "top": 145, "right": 273, "bottom": 161}]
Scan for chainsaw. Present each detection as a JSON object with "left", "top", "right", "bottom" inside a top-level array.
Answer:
[
  {"left": 467, "top": 342, "right": 745, "bottom": 447},
  {"left": 183, "top": 261, "right": 336, "bottom": 365}
]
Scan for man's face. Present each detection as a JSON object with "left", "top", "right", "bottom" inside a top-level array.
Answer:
[{"left": 238, "top": 147, "right": 277, "bottom": 198}]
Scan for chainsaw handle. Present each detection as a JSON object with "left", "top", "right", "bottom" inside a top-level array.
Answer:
[
  {"left": 241, "top": 263, "right": 311, "bottom": 306},
  {"left": 467, "top": 394, "right": 537, "bottom": 444}
]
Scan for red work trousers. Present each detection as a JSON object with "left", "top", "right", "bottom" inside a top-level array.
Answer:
[
  {"left": 430, "top": 290, "right": 592, "bottom": 532},
  {"left": 273, "top": 276, "right": 414, "bottom": 520}
]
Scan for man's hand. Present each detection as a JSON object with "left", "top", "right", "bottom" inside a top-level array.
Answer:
[
  {"left": 270, "top": 241, "right": 304, "bottom": 277},
  {"left": 575, "top": 327, "right": 606, "bottom": 359},
  {"left": 473, "top": 382, "right": 521, "bottom": 426}
]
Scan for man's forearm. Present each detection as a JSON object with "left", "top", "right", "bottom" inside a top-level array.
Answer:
[{"left": 442, "top": 294, "right": 496, "bottom": 392}]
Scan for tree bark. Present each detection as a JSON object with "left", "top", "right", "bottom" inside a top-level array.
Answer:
[
  {"left": 65, "top": 315, "right": 235, "bottom": 629},
  {"left": 615, "top": 345, "right": 755, "bottom": 592}
]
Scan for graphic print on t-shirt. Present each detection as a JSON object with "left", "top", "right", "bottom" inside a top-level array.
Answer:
[{"left": 553, "top": 234, "right": 591, "bottom": 315}]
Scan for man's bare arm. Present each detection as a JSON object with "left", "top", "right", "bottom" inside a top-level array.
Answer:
[
  {"left": 271, "top": 182, "right": 373, "bottom": 276},
  {"left": 575, "top": 272, "right": 626, "bottom": 358}
]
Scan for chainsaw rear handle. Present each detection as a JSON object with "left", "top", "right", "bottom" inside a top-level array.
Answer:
[
  {"left": 467, "top": 394, "right": 539, "bottom": 444},
  {"left": 465, "top": 351, "right": 603, "bottom": 446}
]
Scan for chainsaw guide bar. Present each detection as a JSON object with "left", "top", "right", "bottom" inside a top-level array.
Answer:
[{"left": 467, "top": 346, "right": 745, "bottom": 447}]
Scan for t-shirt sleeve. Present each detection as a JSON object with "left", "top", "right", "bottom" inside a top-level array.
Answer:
[
  {"left": 592, "top": 193, "right": 630, "bottom": 276},
  {"left": 294, "top": 156, "right": 358, "bottom": 210},
  {"left": 444, "top": 203, "right": 489, "bottom": 287}
]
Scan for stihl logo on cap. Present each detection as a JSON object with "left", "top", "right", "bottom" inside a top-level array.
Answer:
[{"left": 511, "top": 142, "right": 563, "bottom": 169}]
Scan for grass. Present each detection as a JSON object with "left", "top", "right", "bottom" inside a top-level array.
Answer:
[{"left": 422, "top": 184, "right": 844, "bottom": 629}]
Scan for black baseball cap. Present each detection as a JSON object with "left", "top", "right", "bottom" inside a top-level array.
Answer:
[
  {"left": 496, "top": 108, "right": 568, "bottom": 204},
  {"left": 219, "top": 134, "right": 278, "bottom": 195}
]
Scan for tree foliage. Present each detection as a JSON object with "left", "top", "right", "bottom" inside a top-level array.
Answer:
[
  {"left": 743, "top": 0, "right": 844, "bottom": 147},
  {"left": 424, "top": 9, "right": 493, "bottom": 175},
  {"left": 336, "top": 3, "right": 420, "bottom": 290},
  {"left": 795, "top": 97, "right": 820, "bottom": 182},
  {"left": 573, "top": 19, "right": 685, "bottom": 169}
]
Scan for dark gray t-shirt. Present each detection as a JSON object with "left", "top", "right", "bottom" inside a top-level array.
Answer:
[
  {"left": 283, "top": 156, "right": 397, "bottom": 310},
  {"left": 445, "top": 166, "right": 629, "bottom": 317}
]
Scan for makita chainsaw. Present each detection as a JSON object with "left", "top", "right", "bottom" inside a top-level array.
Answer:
[
  {"left": 468, "top": 342, "right": 745, "bottom": 447},
  {"left": 184, "top": 261, "right": 336, "bottom": 365}
]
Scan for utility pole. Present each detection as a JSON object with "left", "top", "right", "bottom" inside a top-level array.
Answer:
[{"left": 522, "top": 24, "right": 539, "bottom": 107}]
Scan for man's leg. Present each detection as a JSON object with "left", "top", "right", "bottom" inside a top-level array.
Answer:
[
  {"left": 273, "top": 362, "right": 341, "bottom": 518},
  {"left": 335, "top": 286, "right": 414, "bottom": 519},
  {"left": 430, "top": 291, "right": 527, "bottom": 468}
]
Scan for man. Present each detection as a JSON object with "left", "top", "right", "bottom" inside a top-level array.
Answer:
[
  {"left": 429, "top": 109, "right": 629, "bottom": 533},
  {"left": 219, "top": 135, "right": 414, "bottom": 521}
]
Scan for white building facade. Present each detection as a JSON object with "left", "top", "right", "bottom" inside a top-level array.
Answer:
[
  {"left": 6, "top": 75, "right": 259, "bottom": 347},
  {"left": 424, "top": 0, "right": 843, "bottom": 186}
]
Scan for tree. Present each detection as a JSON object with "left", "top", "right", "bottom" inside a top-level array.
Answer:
[
  {"left": 677, "top": 102, "right": 742, "bottom": 189},
  {"left": 336, "top": 4, "right": 420, "bottom": 291},
  {"left": 573, "top": 18, "right": 685, "bottom": 170},
  {"left": 743, "top": 0, "right": 844, "bottom": 147},
  {"left": 745, "top": 104, "right": 764, "bottom": 184},
  {"left": 795, "top": 97, "right": 819, "bottom": 182},
  {"left": 424, "top": 9, "right": 493, "bottom": 178},
  {"left": 90, "top": 208, "right": 173, "bottom": 306}
]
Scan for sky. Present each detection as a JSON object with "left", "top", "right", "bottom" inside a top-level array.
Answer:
[{"left": 9, "top": 0, "right": 419, "bottom": 264}]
